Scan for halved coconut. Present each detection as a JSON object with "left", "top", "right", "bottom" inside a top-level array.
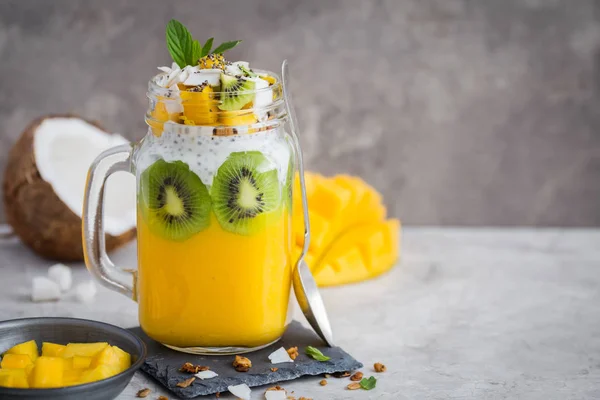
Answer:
[{"left": 2, "top": 115, "right": 136, "bottom": 261}]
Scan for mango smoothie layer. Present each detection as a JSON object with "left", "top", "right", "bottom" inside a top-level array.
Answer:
[{"left": 138, "top": 212, "right": 291, "bottom": 348}]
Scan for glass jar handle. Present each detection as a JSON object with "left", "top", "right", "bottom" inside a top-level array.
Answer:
[{"left": 82, "top": 144, "right": 135, "bottom": 299}]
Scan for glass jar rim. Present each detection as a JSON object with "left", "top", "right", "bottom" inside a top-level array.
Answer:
[{"left": 147, "top": 68, "right": 282, "bottom": 97}]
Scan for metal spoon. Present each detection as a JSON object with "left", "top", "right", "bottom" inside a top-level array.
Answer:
[{"left": 282, "top": 59, "right": 334, "bottom": 347}]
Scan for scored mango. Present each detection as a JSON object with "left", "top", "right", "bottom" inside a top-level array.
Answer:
[{"left": 293, "top": 172, "right": 401, "bottom": 286}]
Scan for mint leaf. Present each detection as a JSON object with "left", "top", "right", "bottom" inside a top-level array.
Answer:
[
  {"left": 192, "top": 40, "right": 202, "bottom": 64},
  {"left": 212, "top": 40, "right": 242, "bottom": 54},
  {"left": 201, "top": 37, "right": 214, "bottom": 58},
  {"left": 166, "top": 19, "right": 196, "bottom": 68},
  {"left": 359, "top": 376, "right": 377, "bottom": 390},
  {"left": 305, "top": 346, "right": 330, "bottom": 362}
]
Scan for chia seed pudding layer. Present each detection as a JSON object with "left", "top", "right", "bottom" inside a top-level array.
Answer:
[{"left": 136, "top": 124, "right": 292, "bottom": 187}]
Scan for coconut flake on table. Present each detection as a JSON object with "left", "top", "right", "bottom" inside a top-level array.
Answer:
[
  {"left": 74, "top": 280, "right": 97, "bottom": 303},
  {"left": 47, "top": 263, "right": 72, "bottom": 292},
  {"left": 194, "top": 370, "right": 218, "bottom": 379},
  {"left": 32, "top": 276, "right": 61, "bottom": 302},
  {"left": 228, "top": 383, "right": 251, "bottom": 400},
  {"left": 268, "top": 347, "right": 294, "bottom": 364},
  {"left": 265, "top": 389, "right": 287, "bottom": 400},
  {"left": 33, "top": 118, "right": 136, "bottom": 237}
]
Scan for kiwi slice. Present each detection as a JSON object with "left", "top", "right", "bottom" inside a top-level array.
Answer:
[
  {"left": 211, "top": 151, "right": 281, "bottom": 235},
  {"left": 218, "top": 73, "right": 255, "bottom": 111},
  {"left": 140, "top": 159, "right": 211, "bottom": 241}
]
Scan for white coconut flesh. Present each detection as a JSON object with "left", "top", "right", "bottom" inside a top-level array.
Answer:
[{"left": 33, "top": 118, "right": 136, "bottom": 236}]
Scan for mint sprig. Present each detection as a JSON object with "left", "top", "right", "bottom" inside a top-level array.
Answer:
[
  {"left": 212, "top": 40, "right": 242, "bottom": 54},
  {"left": 360, "top": 376, "right": 377, "bottom": 390},
  {"left": 165, "top": 20, "right": 241, "bottom": 67},
  {"left": 166, "top": 19, "right": 197, "bottom": 68},
  {"left": 305, "top": 346, "right": 331, "bottom": 362},
  {"left": 201, "top": 37, "right": 214, "bottom": 58}
]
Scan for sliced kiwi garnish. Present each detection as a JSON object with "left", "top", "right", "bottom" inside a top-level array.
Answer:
[
  {"left": 140, "top": 159, "right": 211, "bottom": 241},
  {"left": 218, "top": 73, "right": 255, "bottom": 111},
  {"left": 211, "top": 151, "right": 281, "bottom": 235}
]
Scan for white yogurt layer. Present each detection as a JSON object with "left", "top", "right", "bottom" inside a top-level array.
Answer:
[{"left": 137, "top": 125, "right": 292, "bottom": 188}]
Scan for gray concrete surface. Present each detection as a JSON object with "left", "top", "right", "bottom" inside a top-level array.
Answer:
[
  {"left": 1, "top": 0, "right": 600, "bottom": 226},
  {"left": 1, "top": 227, "right": 599, "bottom": 399}
]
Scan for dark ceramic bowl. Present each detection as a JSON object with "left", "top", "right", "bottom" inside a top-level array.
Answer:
[{"left": 0, "top": 317, "right": 146, "bottom": 400}]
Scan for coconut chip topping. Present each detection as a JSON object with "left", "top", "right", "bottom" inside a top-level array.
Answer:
[
  {"left": 264, "top": 388, "right": 286, "bottom": 400},
  {"left": 268, "top": 347, "right": 293, "bottom": 364},
  {"left": 233, "top": 355, "right": 252, "bottom": 372},
  {"left": 228, "top": 383, "right": 251, "bottom": 400},
  {"left": 195, "top": 370, "right": 218, "bottom": 380}
]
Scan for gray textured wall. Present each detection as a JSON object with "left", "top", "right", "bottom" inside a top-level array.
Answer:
[{"left": 1, "top": 0, "right": 599, "bottom": 226}]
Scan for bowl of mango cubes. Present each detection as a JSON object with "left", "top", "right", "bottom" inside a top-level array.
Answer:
[{"left": 0, "top": 317, "right": 146, "bottom": 400}]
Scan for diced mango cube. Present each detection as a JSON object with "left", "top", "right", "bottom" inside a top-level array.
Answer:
[
  {"left": 80, "top": 364, "right": 120, "bottom": 384},
  {"left": 25, "top": 363, "right": 34, "bottom": 378},
  {"left": 42, "top": 342, "right": 66, "bottom": 357},
  {"left": 63, "top": 369, "right": 83, "bottom": 386},
  {"left": 5, "top": 340, "right": 38, "bottom": 362},
  {"left": 30, "top": 356, "right": 64, "bottom": 388},
  {"left": 90, "top": 346, "right": 119, "bottom": 368},
  {"left": 0, "top": 354, "right": 32, "bottom": 369},
  {"left": 72, "top": 356, "right": 92, "bottom": 370},
  {"left": 111, "top": 346, "right": 131, "bottom": 373},
  {"left": 0, "top": 368, "right": 29, "bottom": 388},
  {"left": 62, "top": 342, "right": 108, "bottom": 358}
]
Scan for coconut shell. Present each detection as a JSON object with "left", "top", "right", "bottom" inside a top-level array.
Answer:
[{"left": 2, "top": 114, "right": 136, "bottom": 261}]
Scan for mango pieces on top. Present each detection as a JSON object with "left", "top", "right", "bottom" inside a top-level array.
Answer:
[{"left": 0, "top": 340, "right": 131, "bottom": 388}]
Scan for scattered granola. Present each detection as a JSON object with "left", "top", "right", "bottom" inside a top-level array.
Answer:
[
  {"left": 286, "top": 346, "right": 299, "bottom": 360},
  {"left": 136, "top": 388, "right": 151, "bottom": 398},
  {"left": 319, "top": 379, "right": 327, "bottom": 386},
  {"left": 298, "top": 398, "right": 312, "bottom": 400},
  {"left": 266, "top": 385, "right": 285, "bottom": 391},
  {"left": 324, "top": 374, "right": 331, "bottom": 378},
  {"left": 158, "top": 396, "right": 169, "bottom": 400},
  {"left": 374, "top": 362, "right": 387, "bottom": 372},
  {"left": 180, "top": 362, "right": 210, "bottom": 373},
  {"left": 332, "top": 371, "right": 351, "bottom": 378},
  {"left": 215, "top": 392, "right": 220, "bottom": 398},
  {"left": 176, "top": 377, "right": 196, "bottom": 388},
  {"left": 270, "top": 367, "right": 278, "bottom": 372},
  {"left": 347, "top": 382, "right": 361, "bottom": 390},
  {"left": 233, "top": 355, "right": 252, "bottom": 372},
  {"left": 350, "top": 372, "right": 363, "bottom": 381}
]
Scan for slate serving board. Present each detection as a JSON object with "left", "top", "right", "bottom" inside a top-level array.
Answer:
[{"left": 130, "top": 321, "right": 362, "bottom": 398}]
